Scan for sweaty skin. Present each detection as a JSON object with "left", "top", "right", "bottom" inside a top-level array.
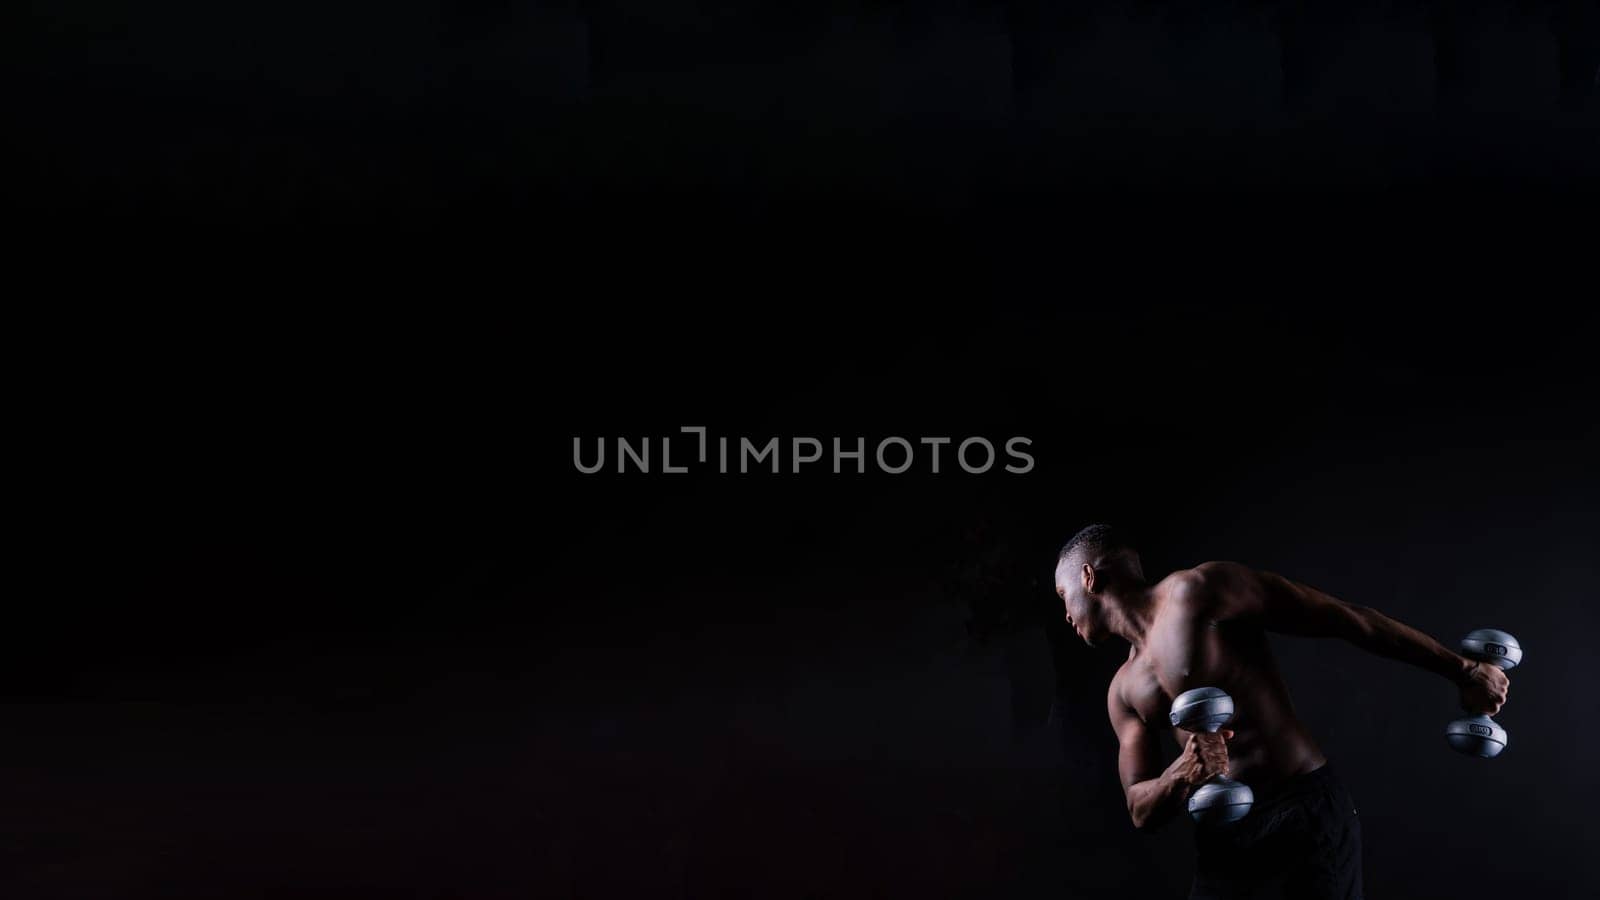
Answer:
[{"left": 1055, "top": 559, "right": 1511, "bottom": 830}]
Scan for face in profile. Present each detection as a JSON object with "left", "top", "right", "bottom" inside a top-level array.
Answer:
[{"left": 1054, "top": 557, "right": 1110, "bottom": 647}]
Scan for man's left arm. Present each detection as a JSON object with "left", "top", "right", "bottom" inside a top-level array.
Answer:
[{"left": 1245, "top": 566, "right": 1509, "bottom": 715}]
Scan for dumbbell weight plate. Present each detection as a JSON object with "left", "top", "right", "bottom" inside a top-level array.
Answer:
[
  {"left": 1460, "top": 629, "right": 1521, "bottom": 670},
  {"left": 1445, "top": 714, "right": 1508, "bottom": 758},
  {"left": 1188, "top": 779, "right": 1255, "bottom": 826},
  {"left": 1170, "top": 687, "right": 1234, "bottom": 732}
]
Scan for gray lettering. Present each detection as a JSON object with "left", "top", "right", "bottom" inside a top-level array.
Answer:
[{"left": 877, "top": 437, "right": 914, "bottom": 474}]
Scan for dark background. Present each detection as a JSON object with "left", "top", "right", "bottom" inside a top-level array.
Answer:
[{"left": 11, "top": 1, "right": 1600, "bottom": 899}]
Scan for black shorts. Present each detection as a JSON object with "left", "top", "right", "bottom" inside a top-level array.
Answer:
[{"left": 1189, "top": 763, "right": 1363, "bottom": 900}]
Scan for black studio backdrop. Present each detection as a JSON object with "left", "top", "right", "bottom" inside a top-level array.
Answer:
[
  {"left": 12, "top": 0, "right": 1600, "bottom": 235},
  {"left": 10, "top": 0, "right": 1600, "bottom": 897}
]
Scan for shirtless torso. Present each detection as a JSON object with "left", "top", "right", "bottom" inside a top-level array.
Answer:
[{"left": 1108, "top": 562, "right": 1325, "bottom": 793}]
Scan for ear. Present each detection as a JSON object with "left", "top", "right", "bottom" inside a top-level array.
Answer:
[{"left": 1081, "top": 562, "right": 1097, "bottom": 593}]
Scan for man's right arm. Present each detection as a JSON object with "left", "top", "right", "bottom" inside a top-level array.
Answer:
[
  {"left": 1109, "top": 683, "right": 1231, "bottom": 830},
  {"left": 1252, "top": 568, "right": 1509, "bottom": 715}
]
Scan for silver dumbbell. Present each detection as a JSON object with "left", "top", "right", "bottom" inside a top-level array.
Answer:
[
  {"left": 1170, "top": 687, "right": 1254, "bottom": 825},
  {"left": 1445, "top": 628, "right": 1521, "bottom": 758}
]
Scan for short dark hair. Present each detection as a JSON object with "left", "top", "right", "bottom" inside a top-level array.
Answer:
[{"left": 1058, "top": 523, "right": 1129, "bottom": 565}]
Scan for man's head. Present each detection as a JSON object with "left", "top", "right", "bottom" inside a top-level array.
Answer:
[{"left": 1054, "top": 524, "right": 1145, "bottom": 646}]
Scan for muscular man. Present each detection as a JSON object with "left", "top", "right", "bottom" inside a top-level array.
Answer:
[{"left": 1053, "top": 525, "right": 1510, "bottom": 899}]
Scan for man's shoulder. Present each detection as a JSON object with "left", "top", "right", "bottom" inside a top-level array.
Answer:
[
  {"left": 1158, "top": 562, "right": 1262, "bottom": 612},
  {"left": 1171, "top": 559, "right": 1254, "bottom": 583}
]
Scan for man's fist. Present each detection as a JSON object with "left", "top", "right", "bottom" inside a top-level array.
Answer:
[
  {"left": 1459, "top": 660, "right": 1510, "bottom": 715},
  {"left": 1175, "top": 729, "right": 1233, "bottom": 785}
]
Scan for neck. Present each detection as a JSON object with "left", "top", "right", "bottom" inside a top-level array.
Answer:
[{"left": 1107, "top": 583, "right": 1157, "bottom": 647}]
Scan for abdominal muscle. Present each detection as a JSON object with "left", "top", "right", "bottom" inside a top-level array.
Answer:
[{"left": 1197, "top": 671, "right": 1326, "bottom": 786}]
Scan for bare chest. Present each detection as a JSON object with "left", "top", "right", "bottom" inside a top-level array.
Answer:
[
  {"left": 1120, "top": 623, "right": 1241, "bottom": 724},
  {"left": 1120, "top": 662, "right": 1171, "bottom": 726}
]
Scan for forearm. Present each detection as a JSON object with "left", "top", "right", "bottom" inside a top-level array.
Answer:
[
  {"left": 1262, "top": 572, "right": 1472, "bottom": 685},
  {"left": 1341, "top": 605, "right": 1470, "bottom": 683},
  {"left": 1125, "top": 762, "right": 1193, "bottom": 830}
]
